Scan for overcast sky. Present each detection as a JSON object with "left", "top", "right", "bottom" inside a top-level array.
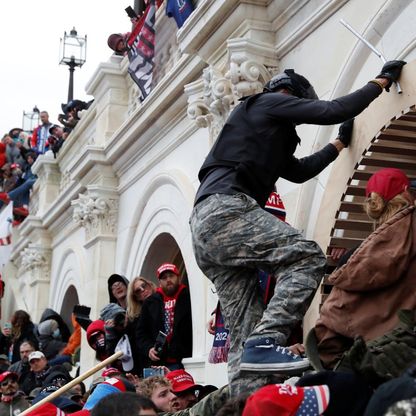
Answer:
[{"left": 0, "top": 1, "right": 131, "bottom": 134}]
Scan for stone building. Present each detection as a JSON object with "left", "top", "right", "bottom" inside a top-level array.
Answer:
[{"left": 2, "top": 0, "right": 416, "bottom": 386}]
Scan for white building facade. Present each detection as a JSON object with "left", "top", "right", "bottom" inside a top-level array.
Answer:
[{"left": 2, "top": 0, "right": 416, "bottom": 386}]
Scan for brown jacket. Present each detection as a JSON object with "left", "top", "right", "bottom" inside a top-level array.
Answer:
[{"left": 315, "top": 205, "right": 416, "bottom": 367}]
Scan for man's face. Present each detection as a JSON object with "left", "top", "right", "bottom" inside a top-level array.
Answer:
[
  {"left": 171, "top": 390, "right": 198, "bottom": 411},
  {"left": 116, "top": 39, "right": 126, "bottom": 53},
  {"left": 159, "top": 272, "right": 181, "bottom": 297},
  {"left": 40, "top": 112, "right": 49, "bottom": 124},
  {"left": 150, "top": 385, "right": 175, "bottom": 412},
  {"left": 111, "top": 281, "right": 127, "bottom": 301},
  {"left": 29, "top": 357, "right": 47, "bottom": 373},
  {"left": 20, "top": 343, "right": 35, "bottom": 363},
  {"left": 0, "top": 376, "right": 18, "bottom": 396}
]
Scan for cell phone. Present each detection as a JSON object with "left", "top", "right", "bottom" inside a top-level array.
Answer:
[
  {"left": 143, "top": 367, "right": 164, "bottom": 378},
  {"left": 125, "top": 6, "right": 138, "bottom": 19},
  {"left": 73, "top": 305, "right": 92, "bottom": 331},
  {"left": 154, "top": 331, "right": 167, "bottom": 356}
]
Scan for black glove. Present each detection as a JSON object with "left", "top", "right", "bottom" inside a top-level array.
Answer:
[
  {"left": 376, "top": 60, "right": 406, "bottom": 91},
  {"left": 337, "top": 118, "right": 354, "bottom": 148}
]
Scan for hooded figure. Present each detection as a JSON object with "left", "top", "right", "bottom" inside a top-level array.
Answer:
[
  {"left": 86, "top": 320, "right": 108, "bottom": 362},
  {"left": 107, "top": 274, "right": 129, "bottom": 308},
  {"left": 99, "top": 304, "right": 127, "bottom": 358},
  {"left": 39, "top": 309, "right": 70, "bottom": 343},
  {"left": 37, "top": 320, "right": 67, "bottom": 361}
]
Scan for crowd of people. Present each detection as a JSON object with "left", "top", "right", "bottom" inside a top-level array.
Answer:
[
  {"left": 0, "top": 100, "right": 91, "bottom": 223},
  {"left": 0, "top": 37, "right": 414, "bottom": 414},
  {"left": 0, "top": 262, "right": 202, "bottom": 415}
]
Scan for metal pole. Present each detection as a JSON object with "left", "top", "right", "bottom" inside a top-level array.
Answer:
[
  {"left": 340, "top": 19, "right": 402, "bottom": 94},
  {"left": 67, "top": 58, "right": 76, "bottom": 102}
]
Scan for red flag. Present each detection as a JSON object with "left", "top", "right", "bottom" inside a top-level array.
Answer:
[{"left": 127, "top": 0, "right": 158, "bottom": 100}]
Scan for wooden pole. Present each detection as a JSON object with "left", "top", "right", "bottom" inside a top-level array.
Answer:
[{"left": 20, "top": 351, "right": 123, "bottom": 416}]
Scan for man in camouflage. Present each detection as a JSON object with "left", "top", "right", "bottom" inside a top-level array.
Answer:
[{"left": 190, "top": 63, "right": 405, "bottom": 396}]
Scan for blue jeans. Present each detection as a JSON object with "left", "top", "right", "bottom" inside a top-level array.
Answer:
[{"left": 8, "top": 178, "right": 36, "bottom": 207}]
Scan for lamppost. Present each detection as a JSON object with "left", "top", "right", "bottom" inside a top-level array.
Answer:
[
  {"left": 22, "top": 105, "right": 40, "bottom": 134},
  {"left": 59, "top": 27, "right": 87, "bottom": 102}
]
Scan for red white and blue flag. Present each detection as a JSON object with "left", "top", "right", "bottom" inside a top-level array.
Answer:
[{"left": 127, "top": 0, "right": 157, "bottom": 100}]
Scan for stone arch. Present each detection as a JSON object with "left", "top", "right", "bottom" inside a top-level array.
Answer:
[
  {"left": 300, "top": 60, "right": 416, "bottom": 331},
  {"left": 298, "top": 2, "right": 416, "bottom": 235},
  {"left": 319, "top": 106, "right": 416, "bottom": 301},
  {"left": 139, "top": 233, "right": 188, "bottom": 286},
  {"left": 59, "top": 285, "right": 79, "bottom": 330},
  {"left": 123, "top": 169, "right": 206, "bottom": 357}
]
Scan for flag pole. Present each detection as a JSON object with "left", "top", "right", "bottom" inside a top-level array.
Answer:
[{"left": 20, "top": 351, "right": 123, "bottom": 415}]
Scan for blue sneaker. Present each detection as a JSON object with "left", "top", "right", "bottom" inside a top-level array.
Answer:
[{"left": 240, "top": 337, "right": 310, "bottom": 374}]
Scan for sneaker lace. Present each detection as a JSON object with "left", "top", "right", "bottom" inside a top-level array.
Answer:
[{"left": 276, "top": 346, "right": 299, "bottom": 359}]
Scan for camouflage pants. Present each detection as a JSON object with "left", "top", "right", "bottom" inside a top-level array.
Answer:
[{"left": 190, "top": 193, "right": 326, "bottom": 396}]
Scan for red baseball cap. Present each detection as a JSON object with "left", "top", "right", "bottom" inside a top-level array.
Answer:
[
  {"left": 156, "top": 263, "right": 180, "bottom": 279},
  {"left": 166, "top": 370, "right": 201, "bottom": 394},
  {"left": 366, "top": 168, "right": 410, "bottom": 201},
  {"left": 0, "top": 371, "right": 18, "bottom": 383},
  {"left": 242, "top": 384, "right": 330, "bottom": 416}
]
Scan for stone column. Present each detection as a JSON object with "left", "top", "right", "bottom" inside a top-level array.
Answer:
[
  {"left": 71, "top": 188, "right": 119, "bottom": 374},
  {"left": 18, "top": 245, "right": 52, "bottom": 322}
]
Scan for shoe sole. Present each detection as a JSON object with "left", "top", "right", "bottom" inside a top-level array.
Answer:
[{"left": 240, "top": 360, "right": 310, "bottom": 374}]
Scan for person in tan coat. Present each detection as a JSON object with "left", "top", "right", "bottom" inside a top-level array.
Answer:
[{"left": 314, "top": 167, "right": 416, "bottom": 368}]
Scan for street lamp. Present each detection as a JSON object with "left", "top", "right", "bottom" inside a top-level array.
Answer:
[
  {"left": 59, "top": 27, "right": 87, "bottom": 102},
  {"left": 22, "top": 105, "right": 40, "bottom": 134}
]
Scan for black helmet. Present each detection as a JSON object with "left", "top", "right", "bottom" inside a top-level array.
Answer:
[{"left": 263, "top": 69, "right": 318, "bottom": 99}]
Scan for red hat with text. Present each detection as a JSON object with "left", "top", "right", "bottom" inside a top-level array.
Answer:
[
  {"left": 242, "top": 383, "right": 330, "bottom": 416},
  {"left": 366, "top": 168, "right": 409, "bottom": 201},
  {"left": 157, "top": 263, "right": 180, "bottom": 279},
  {"left": 0, "top": 371, "right": 18, "bottom": 383},
  {"left": 166, "top": 370, "right": 201, "bottom": 394}
]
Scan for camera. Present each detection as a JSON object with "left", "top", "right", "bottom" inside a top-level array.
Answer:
[{"left": 154, "top": 330, "right": 167, "bottom": 356}]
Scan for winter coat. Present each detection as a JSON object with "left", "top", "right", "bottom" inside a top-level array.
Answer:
[
  {"left": 196, "top": 82, "right": 382, "bottom": 207},
  {"left": 315, "top": 206, "right": 416, "bottom": 367},
  {"left": 0, "top": 395, "right": 30, "bottom": 416},
  {"left": 39, "top": 309, "right": 70, "bottom": 343},
  {"left": 19, "top": 364, "right": 71, "bottom": 395},
  {"left": 135, "top": 286, "right": 192, "bottom": 369},
  {"left": 0, "top": 143, "right": 6, "bottom": 168}
]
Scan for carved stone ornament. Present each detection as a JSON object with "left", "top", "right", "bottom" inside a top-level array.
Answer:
[
  {"left": 20, "top": 247, "right": 50, "bottom": 273},
  {"left": 186, "top": 65, "right": 235, "bottom": 141},
  {"left": 186, "top": 54, "right": 276, "bottom": 141},
  {"left": 72, "top": 193, "right": 118, "bottom": 240},
  {"left": 227, "top": 56, "right": 272, "bottom": 98}
]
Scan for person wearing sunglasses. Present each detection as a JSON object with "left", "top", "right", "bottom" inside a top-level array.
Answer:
[{"left": 126, "top": 277, "right": 156, "bottom": 376}]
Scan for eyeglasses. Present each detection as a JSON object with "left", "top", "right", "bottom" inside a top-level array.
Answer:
[
  {"left": 1, "top": 379, "right": 16, "bottom": 387},
  {"left": 111, "top": 281, "right": 125, "bottom": 289},
  {"left": 134, "top": 282, "right": 150, "bottom": 294}
]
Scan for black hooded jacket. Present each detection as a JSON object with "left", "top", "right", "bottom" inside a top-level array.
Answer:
[
  {"left": 107, "top": 274, "right": 129, "bottom": 305},
  {"left": 39, "top": 309, "right": 70, "bottom": 343},
  {"left": 196, "top": 82, "right": 383, "bottom": 207}
]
